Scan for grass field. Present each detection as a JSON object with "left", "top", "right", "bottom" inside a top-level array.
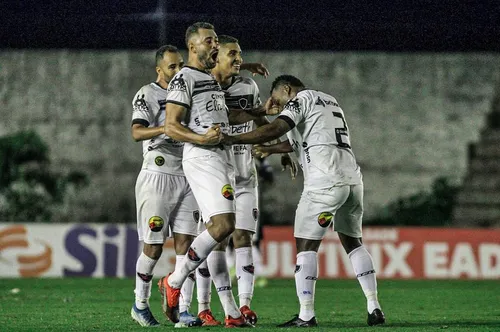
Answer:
[{"left": 1, "top": 278, "right": 499, "bottom": 331}]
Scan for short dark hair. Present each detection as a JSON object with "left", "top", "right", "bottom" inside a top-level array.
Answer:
[
  {"left": 155, "top": 45, "right": 179, "bottom": 66},
  {"left": 270, "top": 75, "right": 305, "bottom": 94},
  {"left": 185, "top": 22, "right": 215, "bottom": 47},
  {"left": 218, "top": 35, "right": 239, "bottom": 45}
]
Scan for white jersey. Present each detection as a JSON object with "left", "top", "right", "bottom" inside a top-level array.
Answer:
[
  {"left": 279, "top": 89, "right": 363, "bottom": 189},
  {"left": 166, "top": 66, "right": 232, "bottom": 161},
  {"left": 132, "top": 82, "right": 184, "bottom": 176},
  {"left": 225, "top": 76, "right": 261, "bottom": 188}
]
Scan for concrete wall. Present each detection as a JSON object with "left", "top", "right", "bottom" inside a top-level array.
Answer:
[{"left": 1, "top": 50, "right": 499, "bottom": 223}]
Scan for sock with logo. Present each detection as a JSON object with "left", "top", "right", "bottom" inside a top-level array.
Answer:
[
  {"left": 168, "top": 230, "right": 218, "bottom": 288},
  {"left": 176, "top": 255, "right": 195, "bottom": 313},
  {"left": 349, "top": 246, "right": 381, "bottom": 313},
  {"left": 235, "top": 246, "right": 254, "bottom": 308},
  {"left": 295, "top": 251, "right": 317, "bottom": 321},
  {"left": 196, "top": 258, "right": 212, "bottom": 313},
  {"left": 207, "top": 250, "right": 241, "bottom": 318},
  {"left": 134, "top": 252, "right": 158, "bottom": 310}
]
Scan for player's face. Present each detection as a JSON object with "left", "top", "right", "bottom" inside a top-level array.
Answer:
[
  {"left": 271, "top": 85, "right": 293, "bottom": 109},
  {"left": 156, "top": 52, "right": 184, "bottom": 84},
  {"left": 217, "top": 42, "right": 242, "bottom": 77},
  {"left": 191, "top": 28, "right": 219, "bottom": 70}
]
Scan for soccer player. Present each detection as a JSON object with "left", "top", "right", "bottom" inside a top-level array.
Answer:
[
  {"left": 208, "top": 34, "right": 268, "bottom": 324},
  {"left": 157, "top": 22, "right": 251, "bottom": 328},
  {"left": 131, "top": 45, "right": 204, "bottom": 327},
  {"left": 223, "top": 75, "right": 386, "bottom": 327}
]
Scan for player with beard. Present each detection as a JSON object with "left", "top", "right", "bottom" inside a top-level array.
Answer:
[
  {"left": 130, "top": 45, "right": 203, "bottom": 328},
  {"left": 156, "top": 22, "right": 252, "bottom": 328},
  {"left": 222, "top": 75, "right": 386, "bottom": 327}
]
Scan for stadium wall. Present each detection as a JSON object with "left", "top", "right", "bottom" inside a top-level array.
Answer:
[
  {"left": 1, "top": 223, "right": 499, "bottom": 279},
  {"left": 0, "top": 51, "right": 499, "bottom": 223}
]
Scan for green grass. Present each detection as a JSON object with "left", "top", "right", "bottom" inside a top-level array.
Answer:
[{"left": 0, "top": 279, "right": 499, "bottom": 331}]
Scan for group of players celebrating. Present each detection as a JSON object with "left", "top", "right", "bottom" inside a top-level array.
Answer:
[{"left": 130, "top": 21, "right": 386, "bottom": 328}]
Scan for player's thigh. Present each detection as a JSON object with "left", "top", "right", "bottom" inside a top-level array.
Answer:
[
  {"left": 294, "top": 186, "right": 350, "bottom": 241},
  {"left": 170, "top": 176, "right": 200, "bottom": 237},
  {"left": 135, "top": 171, "right": 171, "bottom": 245},
  {"left": 235, "top": 187, "right": 259, "bottom": 233},
  {"left": 183, "top": 155, "right": 236, "bottom": 220},
  {"left": 334, "top": 185, "right": 364, "bottom": 238}
]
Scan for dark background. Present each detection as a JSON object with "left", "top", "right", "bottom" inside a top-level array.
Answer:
[{"left": 2, "top": 0, "right": 500, "bottom": 51}]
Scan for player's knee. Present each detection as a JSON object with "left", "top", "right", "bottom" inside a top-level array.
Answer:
[
  {"left": 143, "top": 243, "right": 163, "bottom": 260},
  {"left": 232, "top": 229, "right": 252, "bottom": 248},
  {"left": 208, "top": 213, "right": 236, "bottom": 240},
  {"left": 338, "top": 232, "right": 362, "bottom": 254},
  {"left": 173, "top": 233, "right": 195, "bottom": 255}
]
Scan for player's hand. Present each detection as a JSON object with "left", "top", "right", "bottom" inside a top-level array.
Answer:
[
  {"left": 202, "top": 125, "right": 223, "bottom": 145},
  {"left": 281, "top": 154, "right": 298, "bottom": 180},
  {"left": 242, "top": 63, "right": 270, "bottom": 78},
  {"left": 264, "top": 97, "right": 280, "bottom": 115},
  {"left": 252, "top": 144, "right": 271, "bottom": 158}
]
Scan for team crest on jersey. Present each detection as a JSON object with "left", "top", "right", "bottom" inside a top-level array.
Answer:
[
  {"left": 221, "top": 184, "right": 235, "bottom": 201},
  {"left": 285, "top": 99, "right": 301, "bottom": 114},
  {"left": 155, "top": 156, "right": 165, "bottom": 166},
  {"left": 168, "top": 74, "right": 187, "bottom": 92},
  {"left": 133, "top": 94, "right": 148, "bottom": 112},
  {"left": 238, "top": 97, "right": 249, "bottom": 110},
  {"left": 193, "top": 210, "right": 200, "bottom": 223},
  {"left": 318, "top": 212, "right": 333, "bottom": 228},
  {"left": 148, "top": 216, "right": 164, "bottom": 232},
  {"left": 252, "top": 208, "right": 259, "bottom": 221}
]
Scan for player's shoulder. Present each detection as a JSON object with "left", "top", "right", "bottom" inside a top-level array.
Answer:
[{"left": 234, "top": 75, "right": 257, "bottom": 86}]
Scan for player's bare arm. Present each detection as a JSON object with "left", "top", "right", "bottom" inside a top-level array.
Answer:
[
  {"left": 164, "top": 102, "right": 222, "bottom": 145},
  {"left": 223, "top": 117, "right": 292, "bottom": 145},
  {"left": 131, "top": 124, "right": 165, "bottom": 142},
  {"left": 252, "top": 141, "right": 293, "bottom": 158},
  {"left": 240, "top": 63, "right": 270, "bottom": 78}
]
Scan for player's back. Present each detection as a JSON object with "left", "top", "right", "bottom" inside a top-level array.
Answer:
[
  {"left": 224, "top": 76, "right": 261, "bottom": 188},
  {"left": 166, "top": 66, "right": 232, "bottom": 161},
  {"left": 280, "top": 89, "right": 362, "bottom": 189},
  {"left": 132, "top": 83, "right": 184, "bottom": 176}
]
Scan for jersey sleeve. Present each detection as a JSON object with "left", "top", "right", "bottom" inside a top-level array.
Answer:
[
  {"left": 131, "top": 87, "right": 153, "bottom": 127},
  {"left": 251, "top": 79, "right": 262, "bottom": 108},
  {"left": 277, "top": 96, "right": 308, "bottom": 129},
  {"left": 166, "top": 72, "right": 192, "bottom": 109}
]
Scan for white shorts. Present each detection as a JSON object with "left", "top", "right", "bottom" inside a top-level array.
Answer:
[
  {"left": 183, "top": 154, "right": 236, "bottom": 221},
  {"left": 235, "top": 186, "right": 259, "bottom": 233},
  {"left": 294, "top": 185, "right": 363, "bottom": 240},
  {"left": 135, "top": 170, "right": 200, "bottom": 244}
]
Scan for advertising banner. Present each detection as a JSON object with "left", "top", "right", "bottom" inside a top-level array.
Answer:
[{"left": 0, "top": 224, "right": 499, "bottom": 279}]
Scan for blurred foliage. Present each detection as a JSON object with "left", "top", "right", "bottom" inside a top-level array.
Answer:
[
  {"left": 366, "top": 177, "right": 460, "bottom": 226},
  {"left": 0, "top": 131, "right": 88, "bottom": 222}
]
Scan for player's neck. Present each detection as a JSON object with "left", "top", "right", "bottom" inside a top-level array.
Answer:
[
  {"left": 156, "top": 77, "right": 168, "bottom": 89},
  {"left": 186, "top": 58, "right": 210, "bottom": 73},
  {"left": 212, "top": 70, "right": 233, "bottom": 87}
]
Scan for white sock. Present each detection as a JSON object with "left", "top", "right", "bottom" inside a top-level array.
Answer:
[
  {"left": 235, "top": 247, "right": 254, "bottom": 308},
  {"left": 196, "top": 258, "right": 212, "bottom": 314},
  {"left": 134, "top": 252, "right": 158, "bottom": 310},
  {"left": 295, "top": 251, "right": 317, "bottom": 321},
  {"left": 176, "top": 255, "right": 195, "bottom": 313},
  {"left": 349, "top": 246, "right": 381, "bottom": 313},
  {"left": 168, "top": 230, "right": 218, "bottom": 288},
  {"left": 226, "top": 245, "right": 236, "bottom": 270},
  {"left": 252, "top": 244, "right": 263, "bottom": 277},
  {"left": 208, "top": 250, "right": 241, "bottom": 318}
]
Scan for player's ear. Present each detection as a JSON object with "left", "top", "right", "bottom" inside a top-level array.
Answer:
[
  {"left": 155, "top": 66, "right": 161, "bottom": 75},
  {"left": 284, "top": 84, "right": 291, "bottom": 96},
  {"left": 188, "top": 41, "right": 197, "bottom": 54}
]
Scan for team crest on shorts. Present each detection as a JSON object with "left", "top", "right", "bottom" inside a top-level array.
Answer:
[
  {"left": 193, "top": 210, "right": 200, "bottom": 223},
  {"left": 252, "top": 208, "right": 259, "bottom": 221},
  {"left": 318, "top": 212, "right": 333, "bottom": 228},
  {"left": 154, "top": 156, "right": 165, "bottom": 166},
  {"left": 221, "top": 184, "right": 235, "bottom": 201},
  {"left": 148, "top": 216, "right": 164, "bottom": 232}
]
